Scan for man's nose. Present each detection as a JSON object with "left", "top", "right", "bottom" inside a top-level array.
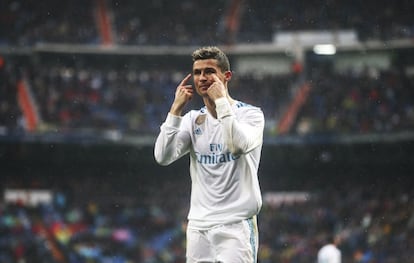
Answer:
[{"left": 199, "top": 72, "right": 207, "bottom": 80}]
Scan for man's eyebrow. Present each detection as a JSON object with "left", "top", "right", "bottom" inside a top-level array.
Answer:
[{"left": 193, "top": 67, "right": 216, "bottom": 71}]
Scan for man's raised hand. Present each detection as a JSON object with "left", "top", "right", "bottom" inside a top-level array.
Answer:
[
  {"left": 170, "top": 73, "right": 193, "bottom": 116},
  {"left": 207, "top": 74, "right": 226, "bottom": 101}
]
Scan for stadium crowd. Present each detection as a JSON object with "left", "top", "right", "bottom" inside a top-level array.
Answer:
[
  {"left": 1, "top": 0, "right": 414, "bottom": 136},
  {"left": 1, "top": 56, "right": 413, "bottom": 137},
  {"left": 1, "top": 0, "right": 413, "bottom": 46},
  {"left": 1, "top": 174, "right": 413, "bottom": 263},
  {"left": 293, "top": 67, "right": 414, "bottom": 135},
  {"left": 0, "top": 57, "right": 296, "bottom": 136}
]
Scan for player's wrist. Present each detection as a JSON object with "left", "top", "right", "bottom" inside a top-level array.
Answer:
[
  {"left": 169, "top": 103, "right": 184, "bottom": 116},
  {"left": 166, "top": 113, "right": 182, "bottom": 127},
  {"left": 215, "top": 98, "right": 232, "bottom": 119}
]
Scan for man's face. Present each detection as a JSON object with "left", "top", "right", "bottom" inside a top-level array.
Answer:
[{"left": 192, "top": 59, "right": 228, "bottom": 97}]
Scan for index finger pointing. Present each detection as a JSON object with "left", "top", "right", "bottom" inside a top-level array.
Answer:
[
  {"left": 211, "top": 73, "right": 223, "bottom": 83},
  {"left": 180, "top": 73, "right": 192, "bottom": 85}
]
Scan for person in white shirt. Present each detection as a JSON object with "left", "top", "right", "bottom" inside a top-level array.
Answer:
[
  {"left": 317, "top": 234, "right": 342, "bottom": 263},
  {"left": 154, "top": 46, "right": 265, "bottom": 263}
]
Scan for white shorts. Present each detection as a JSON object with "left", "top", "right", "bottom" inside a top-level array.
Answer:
[{"left": 186, "top": 216, "right": 258, "bottom": 263}]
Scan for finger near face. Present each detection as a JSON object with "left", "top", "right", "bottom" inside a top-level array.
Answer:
[
  {"left": 209, "top": 82, "right": 218, "bottom": 89},
  {"left": 180, "top": 73, "right": 192, "bottom": 85},
  {"left": 181, "top": 85, "right": 193, "bottom": 93},
  {"left": 212, "top": 73, "right": 227, "bottom": 86},
  {"left": 212, "top": 73, "right": 220, "bottom": 81}
]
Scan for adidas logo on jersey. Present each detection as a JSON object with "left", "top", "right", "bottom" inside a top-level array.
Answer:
[{"left": 194, "top": 127, "right": 202, "bottom": 135}]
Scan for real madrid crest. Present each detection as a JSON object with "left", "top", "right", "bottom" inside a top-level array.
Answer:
[
  {"left": 194, "top": 114, "right": 206, "bottom": 135},
  {"left": 195, "top": 114, "right": 206, "bottom": 125}
]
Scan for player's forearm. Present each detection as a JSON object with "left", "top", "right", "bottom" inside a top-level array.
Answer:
[
  {"left": 154, "top": 113, "right": 190, "bottom": 165},
  {"left": 169, "top": 102, "right": 185, "bottom": 116},
  {"left": 223, "top": 120, "right": 264, "bottom": 155},
  {"left": 215, "top": 98, "right": 264, "bottom": 155},
  {"left": 154, "top": 131, "right": 176, "bottom": 165}
]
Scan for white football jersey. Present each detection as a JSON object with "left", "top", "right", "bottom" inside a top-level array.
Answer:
[{"left": 154, "top": 98, "right": 264, "bottom": 229}]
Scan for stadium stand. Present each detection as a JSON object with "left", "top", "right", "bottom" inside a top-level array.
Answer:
[
  {"left": 1, "top": 171, "right": 413, "bottom": 262},
  {"left": 293, "top": 67, "right": 414, "bottom": 135},
  {"left": 1, "top": 0, "right": 414, "bottom": 46}
]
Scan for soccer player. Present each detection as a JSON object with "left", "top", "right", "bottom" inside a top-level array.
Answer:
[
  {"left": 154, "top": 46, "right": 265, "bottom": 262},
  {"left": 317, "top": 234, "right": 342, "bottom": 263}
]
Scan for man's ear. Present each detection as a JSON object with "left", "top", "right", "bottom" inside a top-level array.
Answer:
[{"left": 224, "top": 71, "right": 232, "bottom": 81}]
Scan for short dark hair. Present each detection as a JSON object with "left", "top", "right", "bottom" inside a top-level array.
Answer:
[{"left": 192, "top": 46, "right": 230, "bottom": 72}]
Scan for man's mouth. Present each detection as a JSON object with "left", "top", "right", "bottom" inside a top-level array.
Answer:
[{"left": 200, "top": 84, "right": 210, "bottom": 90}]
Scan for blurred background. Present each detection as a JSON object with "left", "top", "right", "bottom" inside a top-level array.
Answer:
[{"left": 1, "top": 0, "right": 414, "bottom": 262}]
